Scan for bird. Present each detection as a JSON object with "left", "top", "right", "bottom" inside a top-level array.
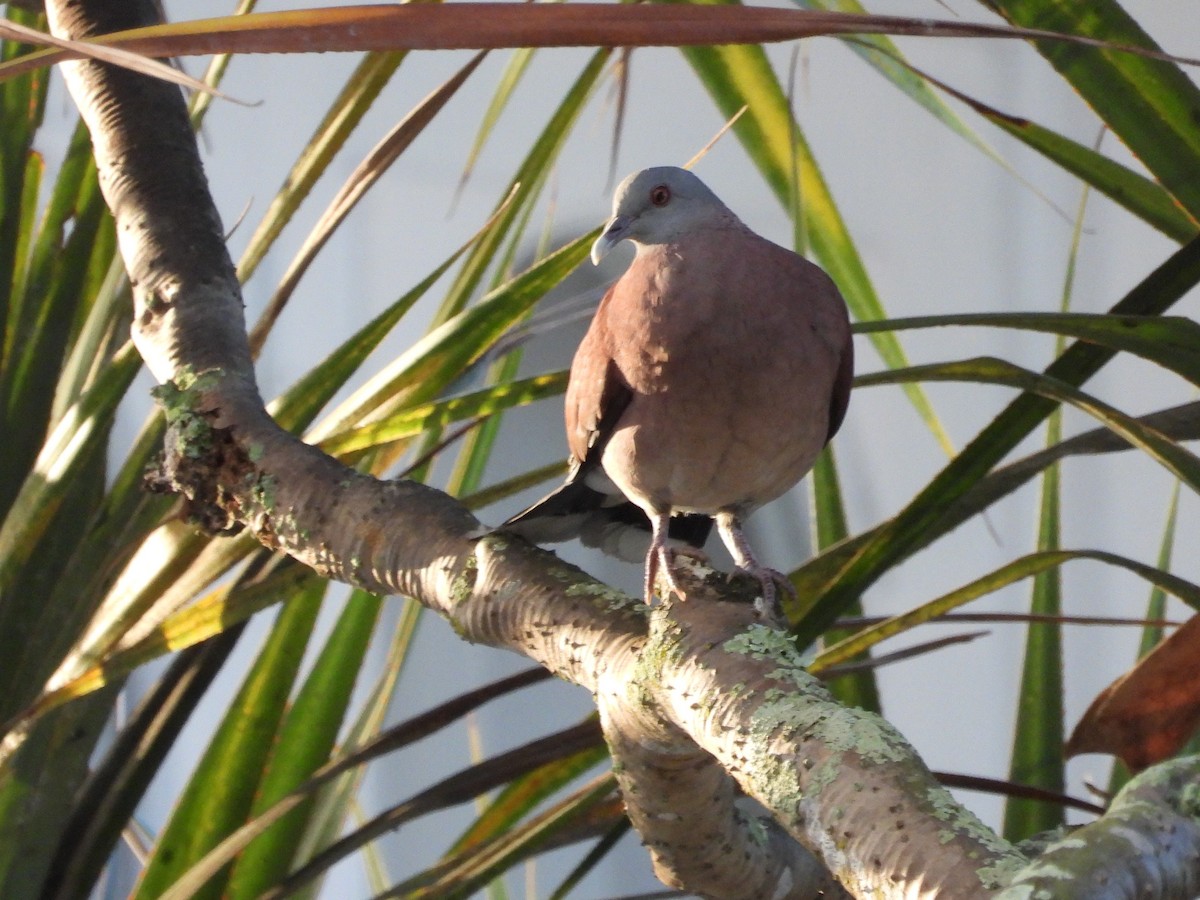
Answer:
[{"left": 501, "top": 166, "right": 853, "bottom": 619}]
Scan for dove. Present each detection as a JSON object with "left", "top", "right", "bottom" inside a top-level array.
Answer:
[{"left": 503, "top": 166, "right": 852, "bottom": 618}]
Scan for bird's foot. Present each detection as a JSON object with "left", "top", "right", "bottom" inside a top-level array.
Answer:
[
  {"left": 664, "top": 545, "right": 711, "bottom": 601},
  {"left": 714, "top": 512, "right": 792, "bottom": 623},
  {"left": 645, "top": 545, "right": 709, "bottom": 604},
  {"left": 731, "top": 565, "right": 795, "bottom": 624}
]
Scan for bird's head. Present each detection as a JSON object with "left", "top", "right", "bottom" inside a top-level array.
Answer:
[{"left": 590, "top": 166, "right": 736, "bottom": 265}]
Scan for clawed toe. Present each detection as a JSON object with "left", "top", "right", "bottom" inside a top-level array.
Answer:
[
  {"left": 656, "top": 546, "right": 697, "bottom": 601},
  {"left": 769, "top": 568, "right": 797, "bottom": 602},
  {"left": 645, "top": 523, "right": 699, "bottom": 603},
  {"left": 731, "top": 566, "right": 792, "bottom": 624},
  {"left": 645, "top": 511, "right": 794, "bottom": 620}
]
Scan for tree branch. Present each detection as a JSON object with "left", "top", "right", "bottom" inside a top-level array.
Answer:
[
  {"left": 610, "top": 568, "right": 1025, "bottom": 897},
  {"left": 997, "top": 756, "right": 1200, "bottom": 899}
]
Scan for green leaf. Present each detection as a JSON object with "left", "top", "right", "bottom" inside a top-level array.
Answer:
[
  {"left": 289, "top": 597, "right": 423, "bottom": 899},
  {"left": 814, "top": 549, "right": 1200, "bottom": 669},
  {"left": 429, "top": 49, "right": 611, "bottom": 331},
  {"left": 268, "top": 719, "right": 604, "bottom": 898},
  {"left": 37, "top": 624, "right": 247, "bottom": 900},
  {"left": 314, "top": 228, "right": 595, "bottom": 439},
  {"left": 236, "top": 48, "right": 407, "bottom": 285},
  {"left": 273, "top": 202, "right": 508, "bottom": 438},
  {"left": 982, "top": 0, "right": 1200, "bottom": 219},
  {"left": 446, "top": 738, "right": 609, "bottom": 857},
  {"left": 1138, "top": 486, "right": 1182, "bottom": 660},
  {"left": 1107, "top": 480, "right": 1184, "bottom": 798},
  {"left": 159, "top": 667, "right": 552, "bottom": 900},
  {"left": 226, "top": 590, "right": 384, "bottom": 900},
  {"left": 3, "top": 118, "right": 108, "bottom": 514},
  {"left": 792, "top": 234, "right": 1200, "bottom": 648},
  {"left": 857, "top": 312, "right": 1200, "bottom": 388},
  {"left": 799, "top": 0, "right": 1027, "bottom": 187},
  {"left": 810, "top": 449, "right": 879, "bottom": 712},
  {"left": 1003, "top": 178, "right": 1091, "bottom": 842},
  {"left": 3, "top": 148, "right": 41, "bottom": 376},
  {"left": 0, "top": 7, "right": 51, "bottom": 387},
  {"left": 907, "top": 67, "right": 1198, "bottom": 242},
  {"left": 1003, "top": 410, "right": 1065, "bottom": 841},
  {"left": 0, "top": 343, "right": 140, "bottom": 629},
  {"left": 187, "top": 0, "right": 259, "bottom": 130},
  {"left": 50, "top": 252, "right": 129, "bottom": 425},
  {"left": 391, "top": 771, "right": 615, "bottom": 899},
  {"left": 460, "top": 459, "right": 569, "bottom": 512},
  {"left": 546, "top": 818, "right": 630, "bottom": 900},
  {"left": 320, "top": 371, "right": 567, "bottom": 459},
  {"left": 456, "top": 47, "right": 538, "bottom": 201},
  {"left": 441, "top": 231, "right": 551, "bottom": 497},
  {"left": 134, "top": 577, "right": 326, "bottom": 900},
  {"left": 33, "top": 557, "right": 308, "bottom": 711},
  {"left": 857, "top": 356, "right": 1200, "bottom": 491},
  {"left": 249, "top": 51, "right": 487, "bottom": 355},
  {"left": 0, "top": 687, "right": 116, "bottom": 897}
]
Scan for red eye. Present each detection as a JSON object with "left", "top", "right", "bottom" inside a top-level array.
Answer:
[{"left": 650, "top": 184, "right": 671, "bottom": 207}]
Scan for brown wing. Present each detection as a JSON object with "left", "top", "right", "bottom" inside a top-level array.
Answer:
[
  {"left": 826, "top": 326, "right": 854, "bottom": 444},
  {"left": 565, "top": 285, "right": 633, "bottom": 467}
]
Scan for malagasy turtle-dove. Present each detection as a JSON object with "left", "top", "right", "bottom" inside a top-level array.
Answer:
[{"left": 502, "top": 166, "right": 853, "bottom": 618}]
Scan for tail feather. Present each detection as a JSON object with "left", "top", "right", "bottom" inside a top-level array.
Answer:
[{"left": 496, "top": 479, "right": 712, "bottom": 563}]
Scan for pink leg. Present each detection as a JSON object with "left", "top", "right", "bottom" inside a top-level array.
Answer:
[
  {"left": 715, "top": 511, "right": 795, "bottom": 619},
  {"left": 644, "top": 512, "right": 693, "bottom": 603}
]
